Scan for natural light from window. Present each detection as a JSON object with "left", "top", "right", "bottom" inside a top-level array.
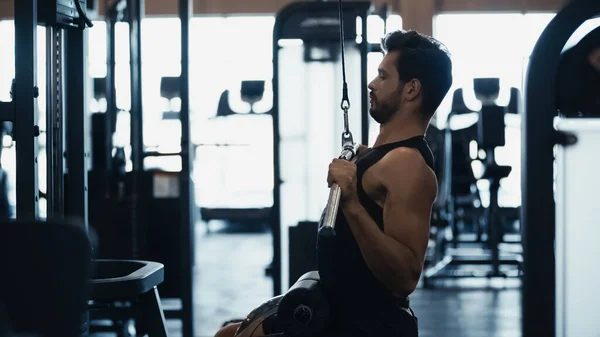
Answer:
[{"left": 433, "top": 12, "right": 557, "bottom": 207}]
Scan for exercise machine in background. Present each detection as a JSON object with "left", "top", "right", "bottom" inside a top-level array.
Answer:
[
  {"left": 272, "top": 0, "right": 372, "bottom": 296},
  {"left": 1, "top": 0, "right": 172, "bottom": 336},
  {"left": 523, "top": 0, "right": 600, "bottom": 336},
  {"left": 87, "top": 0, "right": 196, "bottom": 335},
  {"left": 423, "top": 77, "right": 522, "bottom": 286},
  {"left": 198, "top": 79, "right": 273, "bottom": 226}
]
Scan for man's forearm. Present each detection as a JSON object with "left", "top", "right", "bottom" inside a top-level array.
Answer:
[{"left": 342, "top": 200, "right": 420, "bottom": 295}]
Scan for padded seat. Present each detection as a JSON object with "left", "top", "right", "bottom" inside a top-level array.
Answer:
[
  {"left": 89, "top": 260, "right": 168, "bottom": 337},
  {"left": 91, "top": 259, "right": 164, "bottom": 300}
]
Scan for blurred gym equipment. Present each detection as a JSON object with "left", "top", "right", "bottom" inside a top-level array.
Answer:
[
  {"left": 523, "top": 0, "right": 600, "bottom": 335},
  {"left": 423, "top": 77, "right": 522, "bottom": 286},
  {"left": 87, "top": 0, "right": 195, "bottom": 336},
  {"left": 271, "top": 0, "right": 371, "bottom": 296},
  {"left": 199, "top": 79, "right": 273, "bottom": 225},
  {"left": 231, "top": 1, "right": 367, "bottom": 336},
  {"left": 1, "top": 0, "right": 194, "bottom": 335}
]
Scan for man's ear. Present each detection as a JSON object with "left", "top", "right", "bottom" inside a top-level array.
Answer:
[
  {"left": 404, "top": 79, "right": 422, "bottom": 102},
  {"left": 589, "top": 48, "right": 600, "bottom": 72}
]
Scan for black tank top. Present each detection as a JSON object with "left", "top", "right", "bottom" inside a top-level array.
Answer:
[{"left": 317, "top": 135, "right": 435, "bottom": 314}]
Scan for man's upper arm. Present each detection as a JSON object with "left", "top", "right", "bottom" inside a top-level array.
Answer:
[{"left": 381, "top": 149, "right": 437, "bottom": 266}]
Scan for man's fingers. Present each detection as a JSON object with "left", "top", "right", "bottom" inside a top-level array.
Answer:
[
  {"left": 332, "top": 158, "right": 355, "bottom": 169},
  {"left": 327, "top": 163, "right": 337, "bottom": 187}
]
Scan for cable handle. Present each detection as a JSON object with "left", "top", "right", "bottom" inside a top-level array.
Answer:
[
  {"left": 318, "top": 0, "right": 357, "bottom": 239},
  {"left": 319, "top": 141, "right": 360, "bottom": 238}
]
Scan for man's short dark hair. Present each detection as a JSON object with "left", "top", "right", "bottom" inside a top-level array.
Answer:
[
  {"left": 381, "top": 30, "right": 453, "bottom": 121},
  {"left": 557, "top": 26, "right": 600, "bottom": 117}
]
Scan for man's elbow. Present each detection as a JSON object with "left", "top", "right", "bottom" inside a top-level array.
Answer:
[{"left": 392, "top": 267, "right": 421, "bottom": 297}]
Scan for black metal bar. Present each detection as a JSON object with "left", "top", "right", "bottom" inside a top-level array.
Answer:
[
  {"left": 271, "top": 15, "right": 282, "bottom": 297},
  {"left": 0, "top": 102, "right": 14, "bottom": 122},
  {"left": 142, "top": 151, "right": 183, "bottom": 158},
  {"left": 128, "top": 0, "right": 143, "bottom": 172},
  {"left": 179, "top": 0, "right": 195, "bottom": 335},
  {"left": 65, "top": 28, "right": 89, "bottom": 230},
  {"left": 522, "top": 1, "right": 600, "bottom": 336},
  {"left": 46, "top": 27, "right": 66, "bottom": 219},
  {"left": 14, "top": 0, "right": 40, "bottom": 221},
  {"left": 104, "top": 15, "right": 116, "bottom": 169},
  {"left": 360, "top": 13, "right": 369, "bottom": 146},
  {"left": 139, "top": 287, "right": 168, "bottom": 337},
  {"left": 128, "top": 0, "right": 144, "bottom": 259},
  {"left": 46, "top": 27, "right": 56, "bottom": 218},
  {"left": 107, "top": 11, "right": 117, "bottom": 135}
]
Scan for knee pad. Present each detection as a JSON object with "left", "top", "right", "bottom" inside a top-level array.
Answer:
[
  {"left": 277, "top": 271, "right": 330, "bottom": 337},
  {"left": 235, "top": 272, "right": 331, "bottom": 337}
]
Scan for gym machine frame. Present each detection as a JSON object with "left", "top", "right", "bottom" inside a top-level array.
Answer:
[
  {"left": 96, "top": 0, "right": 195, "bottom": 336},
  {"left": 0, "top": 2, "right": 95, "bottom": 222},
  {"left": 522, "top": 0, "right": 600, "bottom": 336},
  {"left": 271, "top": 0, "right": 372, "bottom": 296},
  {"left": 4, "top": 1, "right": 176, "bottom": 336},
  {"left": 235, "top": 0, "right": 365, "bottom": 333}
]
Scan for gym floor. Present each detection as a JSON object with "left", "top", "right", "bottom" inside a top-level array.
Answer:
[{"left": 159, "top": 221, "right": 522, "bottom": 337}]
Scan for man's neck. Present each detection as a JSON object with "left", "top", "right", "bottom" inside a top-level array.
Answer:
[{"left": 373, "top": 113, "right": 426, "bottom": 148}]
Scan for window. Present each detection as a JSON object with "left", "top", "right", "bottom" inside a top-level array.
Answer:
[
  {"left": 1, "top": 13, "right": 406, "bottom": 213},
  {"left": 87, "top": 16, "right": 277, "bottom": 209},
  {"left": 0, "top": 21, "right": 49, "bottom": 218},
  {"left": 433, "top": 13, "right": 557, "bottom": 207}
]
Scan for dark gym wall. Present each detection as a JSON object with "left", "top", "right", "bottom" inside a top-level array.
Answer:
[{"left": 0, "top": 0, "right": 569, "bottom": 19}]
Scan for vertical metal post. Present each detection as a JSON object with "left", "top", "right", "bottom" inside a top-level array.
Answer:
[
  {"left": 46, "top": 27, "right": 57, "bottom": 217},
  {"left": 129, "top": 0, "right": 144, "bottom": 171},
  {"left": 179, "top": 0, "right": 195, "bottom": 336},
  {"left": 520, "top": 2, "right": 599, "bottom": 335},
  {"left": 65, "top": 28, "right": 89, "bottom": 231},
  {"left": 271, "top": 21, "right": 282, "bottom": 297},
  {"left": 360, "top": 12, "right": 369, "bottom": 146},
  {"left": 46, "top": 27, "right": 65, "bottom": 219},
  {"left": 14, "top": 0, "right": 40, "bottom": 221},
  {"left": 107, "top": 9, "right": 118, "bottom": 137},
  {"left": 128, "top": 0, "right": 145, "bottom": 258}
]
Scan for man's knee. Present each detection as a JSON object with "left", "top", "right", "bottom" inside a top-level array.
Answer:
[{"left": 215, "top": 323, "right": 240, "bottom": 337}]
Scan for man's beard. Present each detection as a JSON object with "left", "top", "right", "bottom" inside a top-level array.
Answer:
[{"left": 370, "top": 100, "right": 396, "bottom": 124}]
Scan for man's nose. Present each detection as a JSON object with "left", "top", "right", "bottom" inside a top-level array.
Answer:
[{"left": 368, "top": 80, "right": 375, "bottom": 91}]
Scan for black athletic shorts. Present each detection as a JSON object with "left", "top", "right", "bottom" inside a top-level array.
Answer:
[{"left": 262, "top": 302, "right": 418, "bottom": 337}]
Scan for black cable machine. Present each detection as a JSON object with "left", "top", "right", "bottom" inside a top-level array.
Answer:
[
  {"left": 271, "top": 0, "right": 374, "bottom": 296},
  {"left": 1, "top": 0, "right": 194, "bottom": 336},
  {"left": 231, "top": 1, "right": 366, "bottom": 336},
  {"left": 522, "top": 0, "right": 600, "bottom": 336}
]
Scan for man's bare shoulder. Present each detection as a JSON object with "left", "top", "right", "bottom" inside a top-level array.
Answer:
[{"left": 376, "top": 146, "right": 437, "bottom": 197}]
